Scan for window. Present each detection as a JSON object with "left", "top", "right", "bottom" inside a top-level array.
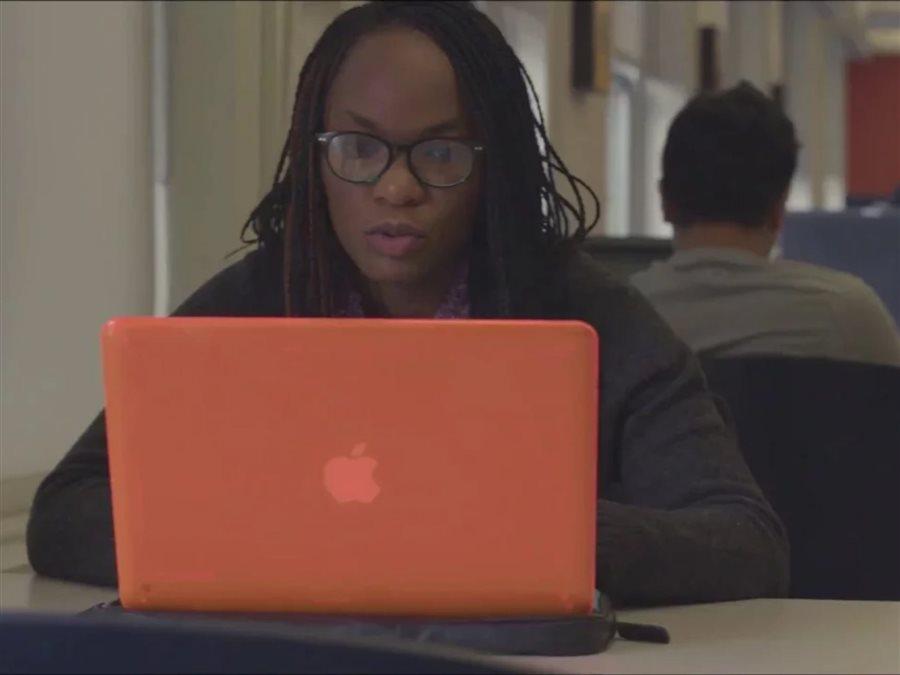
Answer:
[{"left": 604, "top": 60, "right": 639, "bottom": 237}]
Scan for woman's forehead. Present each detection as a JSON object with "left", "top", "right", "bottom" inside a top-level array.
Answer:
[{"left": 324, "top": 27, "right": 470, "bottom": 139}]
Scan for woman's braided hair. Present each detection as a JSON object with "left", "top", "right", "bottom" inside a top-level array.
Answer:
[{"left": 239, "top": 0, "right": 599, "bottom": 318}]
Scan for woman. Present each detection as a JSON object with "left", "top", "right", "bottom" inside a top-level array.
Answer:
[{"left": 27, "top": 1, "right": 788, "bottom": 605}]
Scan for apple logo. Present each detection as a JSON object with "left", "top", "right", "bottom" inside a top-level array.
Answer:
[{"left": 323, "top": 442, "right": 381, "bottom": 504}]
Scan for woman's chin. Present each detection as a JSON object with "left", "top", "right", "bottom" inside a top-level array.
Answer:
[{"left": 356, "top": 257, "right": 425, "bottom": 286}]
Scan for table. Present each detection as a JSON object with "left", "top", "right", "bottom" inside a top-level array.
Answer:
[
  {"left": 2, "top": 569, "right": 899, "bottom": 674},
  {"left": 501, "top": 598, "right": 900, "bottom": 674}
]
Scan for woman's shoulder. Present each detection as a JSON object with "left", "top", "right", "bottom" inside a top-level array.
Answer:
[
  {"left": 560, "top": 248, "right": 664, "bottom": 327},
  {"left": 557, "top": 247, "right": 691, "bottom": 367},
  {"left": 172, "top": 244, "right": 284, "bottom": 317}
]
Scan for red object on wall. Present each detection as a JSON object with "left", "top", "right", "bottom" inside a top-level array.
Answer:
[{"left": 846, "top": 55, "right": 900, "bottom": 198}]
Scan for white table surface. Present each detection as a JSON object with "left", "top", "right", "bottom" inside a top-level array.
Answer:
[{"left": 2, "top": 568, "right": 899, "bottom": 674}]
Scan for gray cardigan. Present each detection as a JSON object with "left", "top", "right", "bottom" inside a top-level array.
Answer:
[{"left": 27, "top": 246, "right": 789, "bottom": 605}]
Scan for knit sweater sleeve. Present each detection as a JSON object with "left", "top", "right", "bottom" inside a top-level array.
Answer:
[
  {"left": 26, "top": 247, "right": 281, "bottom": 587},
  {"left": 566, "top": 252, "right": 790, "bottom": 606}
]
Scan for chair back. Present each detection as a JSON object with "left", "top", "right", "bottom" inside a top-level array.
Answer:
[{"left": 699, "top": 355, "right": 900, "bottom": 600}]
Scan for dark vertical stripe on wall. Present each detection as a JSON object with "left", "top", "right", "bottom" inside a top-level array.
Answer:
[
  {"left": 699, "top": 26, "right": 719, "bottom": 93},
  {"left": 572, "top": 1, "right": 594, "bottom": 90},
  {"left": 770, "top": 83, "right": 785, "bottom": 109}
]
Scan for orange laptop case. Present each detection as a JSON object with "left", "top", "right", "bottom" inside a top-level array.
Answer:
[{"left": 101, "top": 318, "right": 599, "bottom": 617}]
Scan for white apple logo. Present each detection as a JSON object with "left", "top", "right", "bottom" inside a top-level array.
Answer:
[{"left": 323, "top": 442, "right": 381, "bottom": 504}]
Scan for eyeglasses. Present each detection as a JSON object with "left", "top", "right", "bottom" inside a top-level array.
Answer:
[{"left": 315, "top": 131, "right": 484, "bottom": 188}]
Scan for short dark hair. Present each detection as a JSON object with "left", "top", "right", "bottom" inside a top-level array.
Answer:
[
  {"left": 239, "top": 1, "right": 598, "bottom": 318},
  {"left": 660, "top": 81, "right": 799, "bottom": 228}
]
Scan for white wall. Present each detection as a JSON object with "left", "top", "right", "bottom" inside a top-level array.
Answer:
[
  {"left": 725, "top": 1, "right": 769, "bottom": 89},
  {"left": 545, "top": 2, "right": 607, "bottom": 228},
  {"left": 779, "top": 1, "right": 857, "bottom": 212},
  {"left": 0, "top": 2, "right": 153, "bottom": 492},
  {"left": 475, "top": 1, "right": 549, "bottom": 115},
  {"left": 634, "top": 2, "right": 696, "bottom": 237},
  {"left": 167, "top": 1, "right": 264, "bottom": 309},
  {"left": 822, "top": 32, "right": 848, "bottom": 211},
  {"left": 647, "top": 1, "right": 697, "bottom": 91},
  {"left": 480, "top": 1, "right": 606, "bottom": 229},
  {"left": 165, "top": 1, "right": 364, "bottom": 309}
]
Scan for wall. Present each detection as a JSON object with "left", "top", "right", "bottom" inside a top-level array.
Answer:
[
  {"left": 545, "top": 1, "right": 608, "bottom": 220},
  {"left": 784, "top": 1, "right": 852, "bottom": 212},
  {"left": 725, "top": 1, "right": 769, "bottom": 89},
  {"left": 648, "top": 1, "right": 697, "bottom": 90},
  {"left": 823, "top": 32, "right": 848, "bottom": 210},
  {"left": 476, "top": 1, "right": 607, "bottom": 231},
  {"left": 634, "top": 1, "right": 697, "bottom": 236},
  {"left": 167, "top": 1, "right": 264, "bottom": 309},
  {"left": 846, "top": 55, "right": 900, "bottom": 197},
  {"left": 474, "top": 1, "right": 549, "bottom": 113},
  {"left": 0, "top": 1, "right": 153, "bottom": 504},
  {"left": 166, "top": 1, "right": 362, "bottom": 310}
]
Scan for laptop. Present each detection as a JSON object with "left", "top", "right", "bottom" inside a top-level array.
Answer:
[{"left": 101, "top": 317, "right": 599, "bottom": 617}]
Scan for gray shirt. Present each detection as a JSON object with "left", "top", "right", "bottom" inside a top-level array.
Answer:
[{"left": 630, "top": 247, "right": 900, "bottom": 366}]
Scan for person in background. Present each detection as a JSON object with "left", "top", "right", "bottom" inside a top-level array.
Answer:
[
  {"left": 27, "top": 2, "right": 788, "bottom": 606},
  {"left": 631, "top": 81, "right": 900, "bottom": 367}
]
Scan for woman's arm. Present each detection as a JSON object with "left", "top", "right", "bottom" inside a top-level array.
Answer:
[
  {"left": 567, "top": 253, "right": 790, "bottom": 606},
  {"left": 26, "top": 412, "right": 118, "bottom": 586},
  {"left": 26, "top": 246, "right": 282, "bottom": 586},
  {"left": 595, "top": 346, "right": 790, "bottom": 605}
]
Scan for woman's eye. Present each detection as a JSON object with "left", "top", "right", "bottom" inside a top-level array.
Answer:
[
  {"left": 353, "top": 138, "right": 380, "bottom": 158},
  {"left": 425, "top": 145, "right": 452, "bottom": 162}
]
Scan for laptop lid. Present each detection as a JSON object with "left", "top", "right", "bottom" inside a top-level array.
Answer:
[{"left": 102, "top": 318, "right": 599, "bottom": 617}]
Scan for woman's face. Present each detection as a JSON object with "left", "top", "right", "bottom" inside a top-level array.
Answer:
[{"left": 321, "top": 27, "right": 482, "bottom": 290}]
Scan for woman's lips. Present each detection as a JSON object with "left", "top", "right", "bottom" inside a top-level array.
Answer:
[
  {"left": 364, "top": 223, "right": 427, "bottom": 258},
  {"left": 365, "top": 231, "right": 427, "bottom": 258}
]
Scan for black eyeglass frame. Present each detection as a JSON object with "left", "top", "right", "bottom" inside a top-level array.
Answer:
[{"left": 315, "top": 131, "right": 485, "bottom": 188}]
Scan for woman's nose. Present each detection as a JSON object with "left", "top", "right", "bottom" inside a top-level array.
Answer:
[{"left": 372, "top": 152, "right": 427, "bottom": 206}]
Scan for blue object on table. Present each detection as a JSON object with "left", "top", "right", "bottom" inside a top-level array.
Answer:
[{"left": 0, "top": 612, "right": 515, "bottom": 674}]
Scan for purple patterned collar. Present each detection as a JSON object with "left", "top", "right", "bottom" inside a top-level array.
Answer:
[{"left": 338, "top": 262, "right": 470, "bottom": 319}]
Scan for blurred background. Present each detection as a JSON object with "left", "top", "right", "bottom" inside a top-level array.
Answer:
[{"left": 1, "top": 1, "right": 899, "bottom": 516}]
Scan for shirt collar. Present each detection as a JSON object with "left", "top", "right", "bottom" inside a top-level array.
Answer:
[
  {"left": 668, "top": 247, "right": 770, "bottom": 269},
  {"left": 338, "top": 261, "right": 470, "bottom": 319}
]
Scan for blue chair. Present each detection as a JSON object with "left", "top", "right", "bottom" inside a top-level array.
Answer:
[{"left": 780, "top": 209, "right": 900, "bottom": 326}]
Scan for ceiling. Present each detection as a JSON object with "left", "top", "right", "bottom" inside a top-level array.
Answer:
[
  {"left": 817, "top": 1, "right": 900, "bottom": 56},
  {"left": 856, "top": 0, "right": 900, "bottom": 53}
]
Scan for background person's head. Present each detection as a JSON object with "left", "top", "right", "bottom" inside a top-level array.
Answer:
[
  {"left": 660, "top": 81, "right": 799, "bottom": 257},
  {"left": 242, "top": 1, "right": 597, "bottom": 318}
]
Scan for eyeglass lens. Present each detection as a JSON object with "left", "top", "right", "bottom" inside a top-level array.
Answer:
[{"left": 325, "top": 132, "right": 475, "bottom": 187}]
